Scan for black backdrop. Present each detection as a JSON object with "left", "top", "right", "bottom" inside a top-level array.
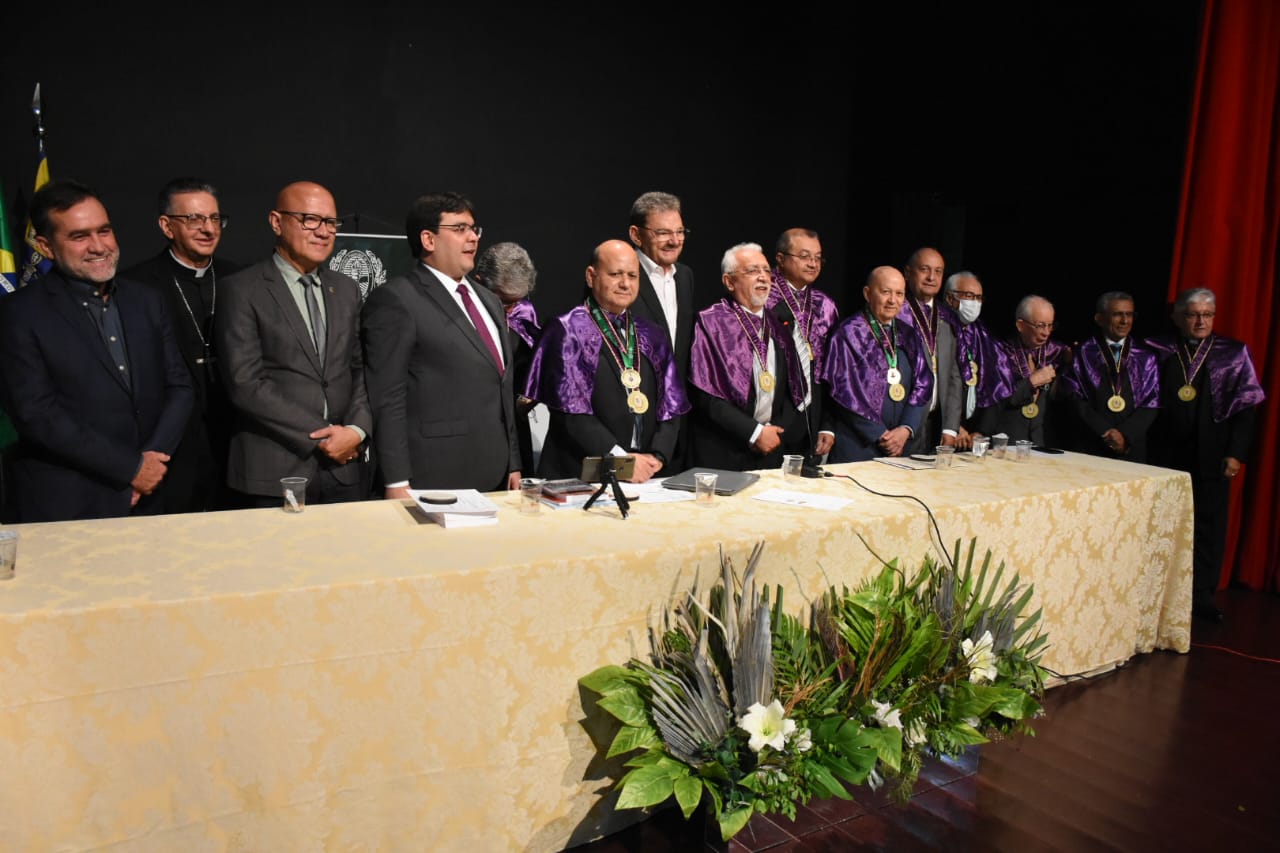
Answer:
[{"left": 2, "top": 4, "right": 1201, "bottom": 347}]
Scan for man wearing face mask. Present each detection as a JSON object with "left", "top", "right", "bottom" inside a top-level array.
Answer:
[
  {"left": 944, "top": 271, "right": 1005, "bottom": 447},
  {"left": 1060, "top": 291, "right": 1160, "bottom": 462}
]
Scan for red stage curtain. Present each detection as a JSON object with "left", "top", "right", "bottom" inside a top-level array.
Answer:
[{"left": 1168, "top": 0, "right": 1280, "bottom": 591}]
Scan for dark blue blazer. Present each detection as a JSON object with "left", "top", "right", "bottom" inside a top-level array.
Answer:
[{"left": 0, "top": 270, "right": 193, "bottom": 521}]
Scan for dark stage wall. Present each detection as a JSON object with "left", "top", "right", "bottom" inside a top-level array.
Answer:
[{"left": 2, "top": 5, "right": 1201, "bottom": 347}]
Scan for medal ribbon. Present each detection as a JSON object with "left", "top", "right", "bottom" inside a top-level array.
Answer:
[
  {"left": 866, "top": 311, "right": 898, "bottom": 370},
  {"left": 1103, "top": 337, "right": 1128, "bottom": 397},
  {"left": 907, "top": 296, "right": 937, "bottom": 359},
  {"left": 586, "top": 296, "right": 636, "bottom": 372},
  {"left": 777, "top": 280, "right": 813, "bottom": 357},
  {"left": 1177, "top": 335, "right": 1212, "bottom": 389},
  {"left": 1013, "top": 342, "right": 1044, "bottom": 404},
  {"left": 730, "top": 302, "right": 770, "bottom": 373}
]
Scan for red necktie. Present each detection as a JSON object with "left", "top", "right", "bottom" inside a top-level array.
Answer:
[{"left": 457, "top": 283, "right": 503, "bottom": 373}]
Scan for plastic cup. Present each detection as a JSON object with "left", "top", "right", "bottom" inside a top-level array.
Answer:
[
  {"left": 934, "top": 445, "right": 955, "bottom": 468},
  {"left": 694, "top": 472, "right": 718, "bottom": 506},
  {"left": 520, "top": 478, "right": 544, "bottom": 514},
  {"left": 281, "top": 477, "right": 308, "bottom": 513},
  {"left": 1015, "top": 440, "right": 1033, "bottom": 462},
  {"left": 971, "top": 436, "right": 990, "bottom": 462},
  {"left": 0, "top": 530, "right": 17, "bottom": 580},
  {"left": 781, "top": 454, "right": 804, "bottom": 480},
  {"left": 990, "top": 435, "right": 1009, "bottom": 459}
]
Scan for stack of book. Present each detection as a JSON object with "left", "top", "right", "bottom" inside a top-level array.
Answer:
[{"left": 540, "top": 479, "right": 599, "bottom": 508}]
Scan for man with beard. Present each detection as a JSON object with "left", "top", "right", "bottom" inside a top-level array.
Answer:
[
  {"left": 689, "top": 242, "right": 807, "bottom": 472},
  {"left": 523, "top": 239, "right": 688, "bottom": 482},
  {"left": 822, "top": 266, "right": 931, "bottom": 462}
]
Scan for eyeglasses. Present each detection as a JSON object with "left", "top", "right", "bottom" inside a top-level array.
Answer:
[
  {"left": 1019, "top": 319, "right": 1055, "bottom": 331},
  {"left": 948, "top": 290, "right": 983, "bottom": 301},
  {"left": 433, "top": 223, "right": 483, "bottom": 237},
  {"left": 780, "top": 252, "right": 824, "bottom": 265},
  {"left": 277, "top": 210, "right": 343, "bottom": 232},
  {"left": 1182, "top": 311, "right": 1215, "bottom": 320},
  {"left": 641, "top": 227, "right": 691, "bottom": 240},
  {"left": 735, "top": 265, "right": 771, "bottom": 277},
  {"left": 165, "top": 212, "right": 228, "bottom": 229}
]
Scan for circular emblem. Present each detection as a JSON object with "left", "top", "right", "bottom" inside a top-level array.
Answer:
[
  {"left": 886, "top": 367, "right": 902, "bottom": 386},
  {"left": 1021, "top": 403, "right": 1040, "bottom": 419},
  {"left": 888, "top": 383, "right": 906, "bottom": 402},
  {"left": 627, "top": 390, "right": 650, "bottom": 414},
  {"left": 1106, "top": 395, "right": 1127, "bottom": 413},
  {"left": 330, "top": 249, "right": 387, "bottom": 301},
  {"left": 1177, "top": 384, "right": 1197, "bottom": 402},
  {"left": 758, "top": 370, "right": 776, "bottom": 393},
  {"left": 620, "top": 368, "right": 641, "bottom": 390},
  {"left": 966, "top": 360, "right": 979, "bottom": 386}
]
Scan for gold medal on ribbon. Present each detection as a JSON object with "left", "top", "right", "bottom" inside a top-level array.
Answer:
[
  {"left": 620, "top": 367, "right": 641, "bottom": 389},
  {"left": 1021, "top": 403, "right": 1040, "bottom": 419},
  {"left": 1107, "top": 395, "right": 1126, "bottom": 413},
  {"left": 967, "top": 360, "right": 979, "bottom": 386},
  {"left": 886, "top": 367, "right": 901, "bottom": 385},
  {"left": 888, "top": 383, "right": 906, "bottom": 402},
  {"left": 758, "top": 370, "right": 776, "bottom": 392},
  {"left": 1177, "top": 384, "right": 1196, "bottom": 402},
  {"left": 627, "top": 389, "right": 649, "bottom": 413}
]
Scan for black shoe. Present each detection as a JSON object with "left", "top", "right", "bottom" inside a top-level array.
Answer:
[{"left": 1193, "top": 601, "right": 1225, "bottom": 622}]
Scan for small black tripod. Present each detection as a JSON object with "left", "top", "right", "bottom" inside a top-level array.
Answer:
[{"left": 583, "top": 461, "right": 632, "bottom": 519}]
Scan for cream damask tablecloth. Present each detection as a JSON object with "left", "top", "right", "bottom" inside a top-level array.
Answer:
[{"left": 0, "top": 452, "right": 1191, "bottom": 851}]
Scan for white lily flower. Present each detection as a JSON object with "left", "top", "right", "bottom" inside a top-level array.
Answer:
[
  {"left": 738, "top": 700, "right": 796, "bottom": 753},
  {"left": 871, "top": 699, "right": 903, "bottom": 731},
  {"left": 962, "top": 630, "right": 999, "bottom": 684},
  {"left": 793, "top": 727, "right": 813, "bottom": 752}
]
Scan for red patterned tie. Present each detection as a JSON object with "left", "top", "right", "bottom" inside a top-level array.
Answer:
[{"left": 457, "top": 283, "right": 503, "bottom": 372}]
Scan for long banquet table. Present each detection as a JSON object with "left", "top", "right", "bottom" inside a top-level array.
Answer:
[{"left": 0, "top": 451, "right": 1192, "bottom": 851}]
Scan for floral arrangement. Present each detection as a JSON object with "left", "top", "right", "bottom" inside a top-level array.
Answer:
[{"left": 580, "top": 538, "right": 1048, "bottom": 841}]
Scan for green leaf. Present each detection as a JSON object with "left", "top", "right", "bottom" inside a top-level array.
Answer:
[
  {"left": 607, "top": 724, "right": 661, "bottom": 758},
  {"left": 579, "top": 664, "right": 635, "bottom": 695},
  {"left": 717, "top": 805, "right": 754, "bottom": 841},
  {"left": 807, "top": 763, "right": 852, "bottom": 799},
  {"left": 673, "top": 776, "right": 703, "bottom": 817},
  {"left": 616, "top": 763, "right": 679, "bottom": 809},
  {"left": 597, "top": 690, "right": 648, "bottom": 728}
]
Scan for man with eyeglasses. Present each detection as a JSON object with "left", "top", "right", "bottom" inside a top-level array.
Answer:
[
  {"left": 523, "top": 239, "right": 689, "bottom": 482},
  {"left": 822, "top": 266, "right": 932, "bottom": 462},
  {"left": 943, "top": 271, "right": 1002, "bottom": 447},
  {"left": 1059, "top": 291, "right": 1160, "bottom": 463},
  {"left": 216, "top": 181, "right": 372, "bottom": 507},
  {"left": 0, "top": 180, "right": 192, "bottom": 521},
  {"left": 688, "top": 243, "right": 807, "bottom": 472},
  {"left": 1147, "top": 287, "right": 1264, "bottom": 622},
  {"left": 122, "top": 177, "right": 242, "bottom": 512},
  {"left": 972, "top": 294, "right": 1071, "bottom": 447},
  {"left": 627, "top": 191, "right": 695, "bottom": 472},
  {"left": 897, "top": 247, "right": 964, "bottom": 455},
  {"left": 767, "top": 228, "right": 839, "bottom": 464},
  {"left": 361, "top": 191, "right": 522, "bottom": 494}
]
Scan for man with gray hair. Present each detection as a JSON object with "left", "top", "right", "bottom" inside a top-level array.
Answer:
[
  {"left": 1060, "top": 291, "right": 1160, "bottom": 462},
  {"left": 688, "top": 242, "right": 807, "bottom": 472},
  {"left": 1148, "top": 287, "right": 1264, "bottom": 622},
  {"left": 972, "top": 294, "right": 1071, "bottom": 445},
  {"left": 628, "top": 191, "right": 695, "bottom": 471},
  {"left": 943, "top": 270, "right": 1002, "bottom": 447}
]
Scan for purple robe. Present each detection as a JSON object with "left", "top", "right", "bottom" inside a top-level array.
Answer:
[
  {"left": 523, "top": 304, "right": 689, "bottom": 422},
  {"left": 1145, "top": 334, "right": 1265, "bottom": 422},
  {"left": 505, "top": 298, "right": 541, "bottom": 348},
  {"left": 689, "top": 298, "right": 807, "bottom": 410},
  {"left": 954, "top": 320, "right": 1009, "bottom": 408},
  {"left": 822, "top": 312, "right": 932, "bottom": 419},
  {"left": 766, "top": 272, "right": 840, "bottom": 382},
  {"left": 1062, "top": 336, "right": 1160, "bottom": 409},
  {"left": 991, "top": 336, "right": 1070, "bottom": 399}
]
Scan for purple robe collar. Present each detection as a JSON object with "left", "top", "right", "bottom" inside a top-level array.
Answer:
[
  {"left": 1063, "top": 335, "right": 1160, "bottom": 408},
  {"left": 767, "top": 271, "right": 841, "bottom": 382},
  {"left": 823, "top": 312, "right": 932, "bottom": 418},
  {"left": 690, "top": 298, "right": 806, "bottom": 410},
  {"left": 523, "top": 304, "right": 690, "bottom": 421},
  {"left": 504, "top": 298, "right": 541, "bottom": 348},
  {"left": 1146, "top": 333, "right": 1265, "bottom": 421},
  {"left": 956, "top": 320, "right": 1008, "bottom": 407}
]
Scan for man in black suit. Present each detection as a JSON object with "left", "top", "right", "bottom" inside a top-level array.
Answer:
[
  {"left": 361, "top": 192, "right": 521, "bottom": 496},
  {"left": 627, "top": 191, "right": 695, "bottom": 471},
  {"left": 216, "top": 181, "right": 371, "bottom": 507},
  {"left": 523, "top": 239, "right": 689, "bottom": 481},
  {"left": 121, "top": 177, "right": 241, "bottom": 512},
  {"left": 899, "top": 247, "right": 965, "bottom": 454},
  {"left": 0, "top": 180, "right": 192, "bottom": 521},
  {"left": 688, "top": 242, "right": 808, "bottom": 472}
]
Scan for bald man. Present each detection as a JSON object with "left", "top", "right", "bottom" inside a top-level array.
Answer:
[
  {"left": 972, "top": 294, "right": 1071, "bottom": 446},
  {"left": 821, "top": 266, "right": 932, "bottom": 461},
  {"left": 216, "top": 181, "right": 372, "bottom": 507},
  {"left": 523, "top": 239, "right": 689, "bottom": 482}
]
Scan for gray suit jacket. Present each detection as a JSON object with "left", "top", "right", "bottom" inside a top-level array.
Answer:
[
  {"left": 215, "top": 257, "right": 372, "bottom": 496},
  {"left": 902, "top": 300, "right": 964, "bottom": 454},
  {"left": 361, "top": 264, "right": 520, "bottom": 491}
]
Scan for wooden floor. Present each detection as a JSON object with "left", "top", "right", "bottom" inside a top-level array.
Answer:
[{"left": 574, "top": 587, "right": 1280, "bottom": 852}]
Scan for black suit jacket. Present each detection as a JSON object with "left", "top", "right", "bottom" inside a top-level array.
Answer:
[
  {"left": 215, "top": 257, "right": 372, "bottom": 497},
  {"left": 121, "top": 249, "right": 242, "bottom": 510},
  {"left": 691, "top": 360, "right": 806, "bottom": 473},
  {"left": 630, "top": 256, "right": 695, "bottom": 469},
  {"left": 0, "top": 270, "right": 193, "bottom": 521},
  {"left": 361, "top": 265, "right": 521, "bottom": 491}
]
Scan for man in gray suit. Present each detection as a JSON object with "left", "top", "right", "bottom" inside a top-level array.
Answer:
[
  {"left": 899, "top": 247, "right": 966, "bottom": 453},
  {"left": 216, "top": 181, "right": 371, "bottom": 507},
  {"left": 361, "top": 192, "right": 521, "bottom": 497}
]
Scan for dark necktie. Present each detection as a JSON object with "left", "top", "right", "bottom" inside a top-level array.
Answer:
[
  {"left": 303, "top": 274, "right": 325, "bottom": 364},
  {"left": 457, "top": 283, "right": 503, "bottom": 372}
]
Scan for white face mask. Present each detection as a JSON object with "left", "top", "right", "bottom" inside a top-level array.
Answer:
[{"left": 955, "top": 298, "right": 982, "bottom": 325}]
